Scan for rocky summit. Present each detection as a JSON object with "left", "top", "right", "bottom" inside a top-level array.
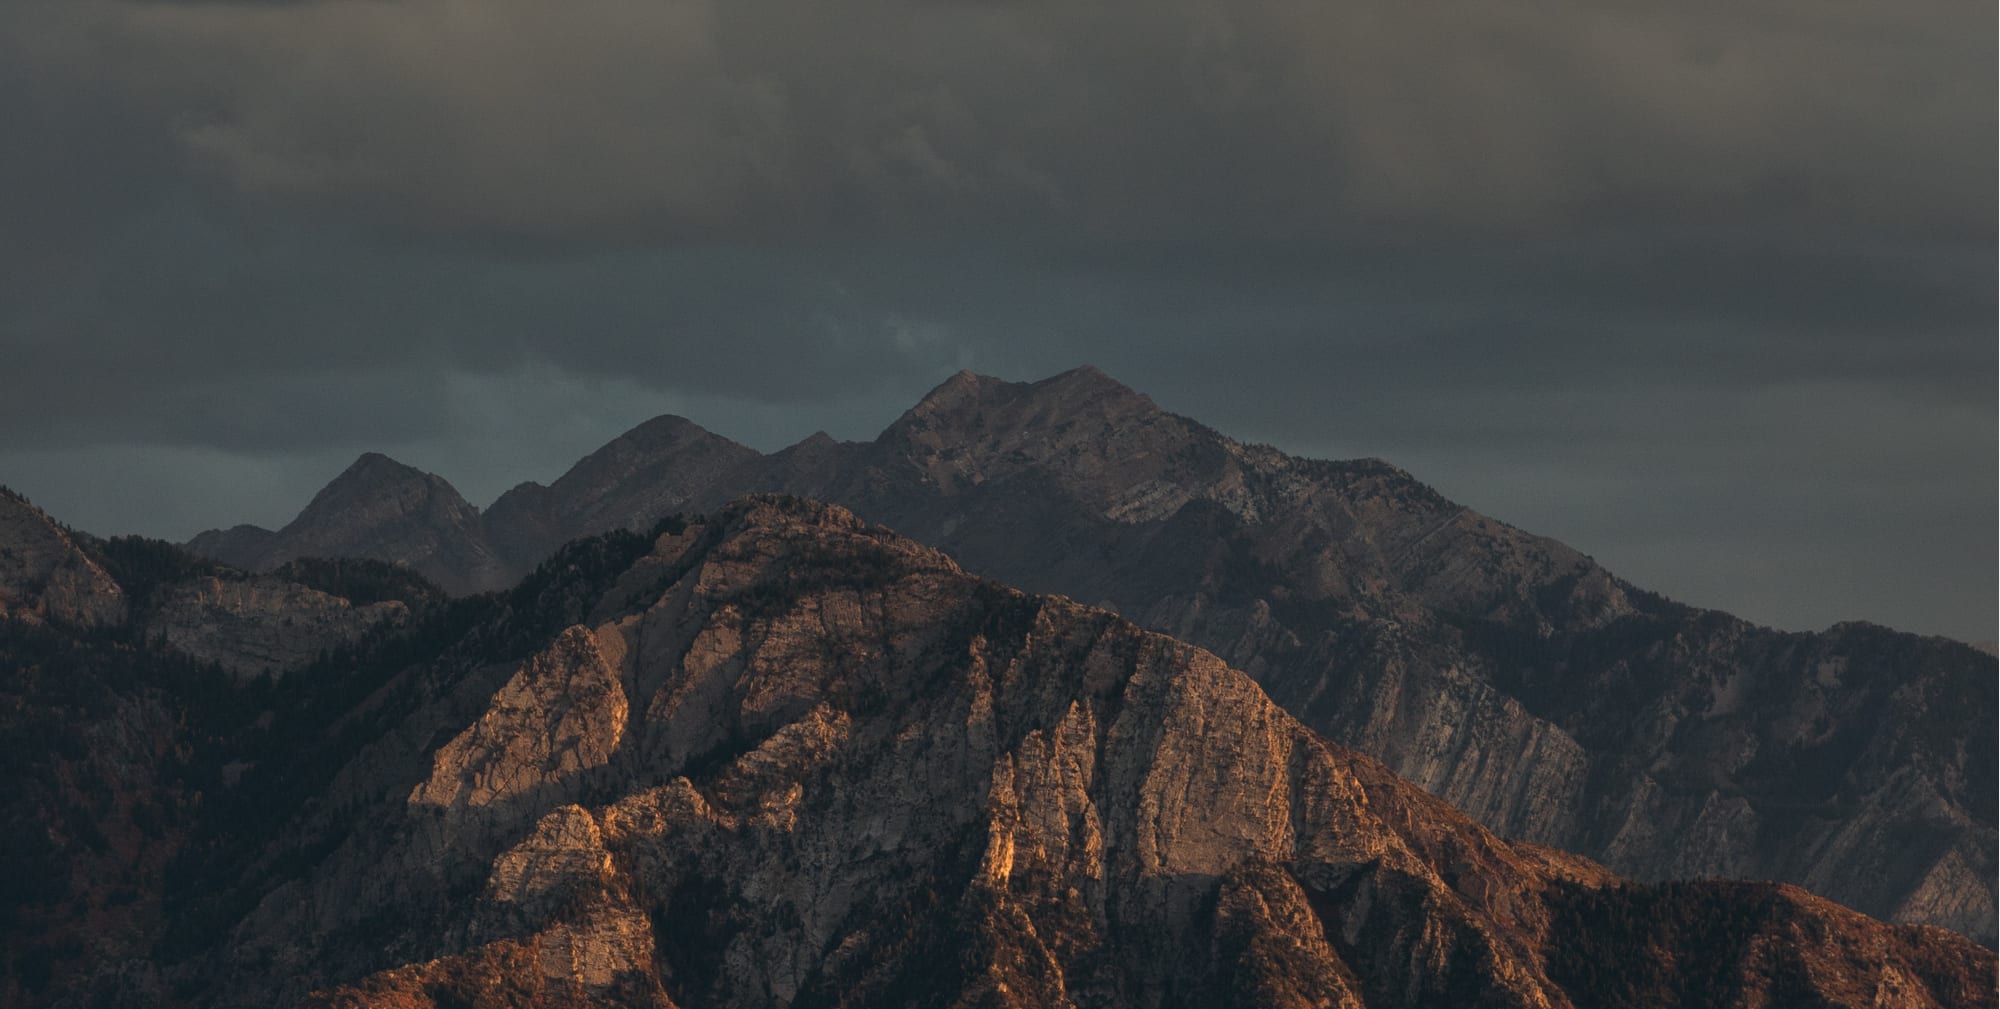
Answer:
[
  {"left": 186, "top": 367, "right": 2000, "bottom": 942},
  {"left": 190, "top": 453, "right": 511, "bottom": 596},
  {"left": 12, "top": 494, "right": 1990, "bottom": 1008}
]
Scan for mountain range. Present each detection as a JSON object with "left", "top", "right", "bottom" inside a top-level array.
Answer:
[
  {"left": 189, "top": 366, "right": 1999, "bottom": 946},
  {"left": 2, "top": 487, "right": 1992, "bottom": 1007}
]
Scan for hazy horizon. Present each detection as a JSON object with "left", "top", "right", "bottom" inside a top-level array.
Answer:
[
  {"left": 3, "top": 0, "right": 1991, "bottom": 641},
  {"left": 7, "top": 361, "right": 1992, "bottom": 646}
]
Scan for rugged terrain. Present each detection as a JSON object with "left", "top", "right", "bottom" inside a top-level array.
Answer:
[
  {"left": 0, "top": 491, "right": 443, "bottom": 1006},
  {"left": 12, "top": 493, "right": 1991, "bottom": 1007},
  {"left": 189, "top": 367, "right": 2000, "bottom": 941},
  {"left": 0, "top": 487, "right": 127, "bottom": 628},
  {"left": 191, "top": 453, "right": 510, "bottom": 595}
]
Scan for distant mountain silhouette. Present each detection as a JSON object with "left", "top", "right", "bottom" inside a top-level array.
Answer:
[{"left": 190, "top": 452, "right": 508, "bottom": 594}]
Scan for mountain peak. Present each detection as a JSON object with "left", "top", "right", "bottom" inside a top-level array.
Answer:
[
  {"left": 604, "top": 412, "right": 710, "bottom": 448},
  {"left": 1033, "top": 363, "right": 1157, "bottom": 411},
  {"left": 350, "top": 450, "right": 416, "bottom": 473},
  {"left": 1046, "top": 362, "right": 1127, "bottom": 391},
  {"left": 552, "top": 414, "right": 751, "bottom": 491},
  {"left": 874, "top": 365, "right": 1196, "bottom": 505},
  {"left": 907, "top": 368, "right": 999, "bottom": 415},
  {"left": 247, "top": 453, "right": 508, "bottom": 593},
  {"left": 894, "top": 365, "right": 1161, "bottom": 438},
  {"left": 908, "top": 365, "right": 1144, "bottom": 415},
  {"left": 289, "top": 453, "right": 468, "bottom": 532},
  {"left": 155, "top": 366, "right": 2000, "bottom": 950},
  {"left": 481, "top": 411, "right": 761, "bottom": 571},
  {"left": 321, "top": 451, "right": 438, "bottom": 495}
]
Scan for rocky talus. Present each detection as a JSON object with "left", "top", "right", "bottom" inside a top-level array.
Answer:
[
  {"left": 144, "top": 498, "right": 1981, "bottom": 1009},
  {"left": 186, "top": 367, "right": 1999, "bottom": 942}
]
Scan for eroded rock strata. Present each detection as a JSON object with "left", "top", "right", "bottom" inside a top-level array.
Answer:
[
  {"left": 184, "top": 368, "right": 1999, "bottom": 941},
  {"left": 191, "top": 499, "right": 1998, "bottom": 1008}
]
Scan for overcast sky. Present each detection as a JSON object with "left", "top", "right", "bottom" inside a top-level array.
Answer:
[{"left": 1, "top": 0, "right": 1992, "bottom": 642}]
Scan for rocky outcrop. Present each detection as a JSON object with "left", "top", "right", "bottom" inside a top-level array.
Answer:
[
  {"left": 247, "top": 498, "right": 1985, "bottom": 1009},
  {"left": 145, "top": 575, "right": 408, "bottom": 681},
  {"left": 714, "top": 370, "right": 1998, "bottom": 942},
  {"left": 406, "top": 624, "right": 628, "bottom": 858},
  {"left": 176, "top": 368, "right": 2000, "bottom": 942},
  {"left": 0, "top": 488, "right": 126, "bottom": 627},
  {"left": 0, "top": 485, "right": 416, "bottom": 680},
  {"left": 0, "top": 494, "right": 459, "bottom": 1009},
  {"left": 7, "top": 497, "right": 1991, "bottom": 1008}
]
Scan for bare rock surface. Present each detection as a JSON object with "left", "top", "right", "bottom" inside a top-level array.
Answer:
[
  {"left": 0, "top": 488, "right": 126, "bottom": 627},
  {"left": 177, "top": 368, "right": 1999, "bottom": 942},
  {"left": 157, "top": 498, "right": 1994, "bottom": 1009},
  {"left": 6, "top": 496, "right": 1991, "bottom": 1008},
  {"left": 721, "top": 370, "right": 2000, "bottom": 942},
  {"left": 146, "top": 575, "right": 407, "bottom": 681}
]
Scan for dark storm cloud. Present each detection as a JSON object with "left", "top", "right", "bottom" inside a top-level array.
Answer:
[
  {"left": 0, "top": 0, "right": 1990, "bottom": 640},
  {"left": 18, "top": 0, "right": 1991, "bottom": 244}
]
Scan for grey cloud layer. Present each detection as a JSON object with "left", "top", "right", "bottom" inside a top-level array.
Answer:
[
  {"left": 0, "top": 0, "right": 1990, "bottom": 640},
  {"left": 28, "top": 0, "right": 1989, "bottom": 242}
]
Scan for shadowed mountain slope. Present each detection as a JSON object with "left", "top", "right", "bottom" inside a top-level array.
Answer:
[
  {"left": 484, "top": 414, "right": 761, "bottom": 573},
  {"left": 189, "top": 454, "right": 508, "bottom": 595},
  {"left": 34, "top": 496, "right": 1977, "bottom": 1008},
  {"left": 0, "top": 492, "right": 445, "bottom": 1006},
  {"left": 183, "top": 368, "right": 1999, "bottom": 941},
  {"left": 0, "top": 486, "right": 127, "bottom": 628}
]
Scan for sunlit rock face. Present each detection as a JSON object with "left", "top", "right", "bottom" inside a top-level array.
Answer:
[
  {"left": 8, "top": 495, "right": 1992, "bottom": 1007},
  {"left": 214, "top": 498, "right": 1984, "bottom": 1009},
  {"left": 181, "top": 367, "right": 1998, "bottom": 942}
]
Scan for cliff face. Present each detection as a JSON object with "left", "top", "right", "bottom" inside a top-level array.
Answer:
[
  {"left": 8, "top": 497, "right": 1992, "bottom": 1008},
  {"left": 175, "top": 368, "right": 1998, "bottom": 942},
  {"left": 145, "top": 575, "right": 408, "bottom": 682},
  {"left": 209, "top": 498, "right": 1983, "bottom": 1009},
  {"left": 704, "top": 370, "right": 1997, "bottom": 941}
]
